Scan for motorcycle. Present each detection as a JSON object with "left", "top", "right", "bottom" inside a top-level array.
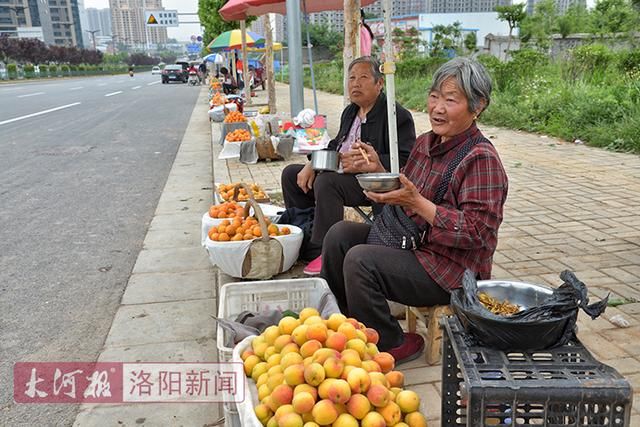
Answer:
[{"left": 188, "top": 71, "right": 199, "bottom": 86}]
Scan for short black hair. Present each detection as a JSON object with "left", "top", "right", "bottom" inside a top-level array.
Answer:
[{"left": 220, "top": 67, "right": 228, "bottom": 74}]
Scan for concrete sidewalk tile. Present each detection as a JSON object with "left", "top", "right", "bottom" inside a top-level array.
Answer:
[
  {"left": 142, "top": 228, "right": 202, "bottom": 249},
  {"left": 122, "top": 270, "right": 214, "bottom": 305},
  {"left": 73, "top": 402, "right": 220, "bottom": 427},
  {"left": 579, "top": 332, "right": 629, "bottom": 361},
  {"left": 132, "top": 247, "right": 210, "bottom": 274},
  {"left": 402, "top": 364, "right": 442, "bottom": 386},
  {"left": 605, "top": 357, "right": 640, "bottom": 376},
  {"left": 148, "top": 212, "right": 202, "bottom": 231},
  {"left": 98, "top": 337, "right": 217, "bottom": 363},
  {"left": 104, "top": 299, "right": 215, "bottom": 347}
]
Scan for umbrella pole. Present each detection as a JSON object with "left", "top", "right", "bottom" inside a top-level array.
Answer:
[
  {"left": 302, "top": 0, "right": 319, "bottom": 114},
  {"left": 382, "top": 0, "right": 399, "bottom": 173},
  {"left": 286, "top": 0, "right": 304, "bottom": 115},
  {"left": 241, "top": 20, "right": 251, "bottom": 105},
  {"left": 264, "top": 14, "right": 276, "bottom": 114},
  {"left": 343, "top": 0, "right": 360, "bottom": 106}
]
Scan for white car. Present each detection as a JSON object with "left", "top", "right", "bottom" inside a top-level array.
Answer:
[{"left": 151, "top": 66, "right": 161, "bottom": 75}]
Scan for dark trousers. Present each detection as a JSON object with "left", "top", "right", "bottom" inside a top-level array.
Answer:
[
  {"left": 281, "top": 164, "right": 370, "bottom": 246},
  {"left": 320, "top": 221, "right": 451, "bottom": 350}
]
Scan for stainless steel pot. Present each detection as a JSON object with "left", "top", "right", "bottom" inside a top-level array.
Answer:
[{"left": 311, "top": 150, "right": 339, "bottom": 172}]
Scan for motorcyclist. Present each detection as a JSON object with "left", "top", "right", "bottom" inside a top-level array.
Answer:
[{"left": 128, "top": 65, "right": 134, "bottom": 77}]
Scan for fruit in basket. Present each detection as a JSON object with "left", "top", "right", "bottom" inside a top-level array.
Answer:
[
  {"left": 209, "top": 202, "right": 244, "bottom": 219},
  {"left": 246, "top": 312, "right": 428, "bottom": 426},
  {"left": 212, "top": 92, "right": 226, "bottom": 106},
  {"left": 226, "top": 128, "right": 252, "bottom": 142},
  {"left": 218, "top": 182, "right": 269, "bottom": 201},
  {"left": 224, "top": 110, "right": 247, "bottom": 123},
  {"left": 208, "top": 216, "right": 289, "bottom": 242}
]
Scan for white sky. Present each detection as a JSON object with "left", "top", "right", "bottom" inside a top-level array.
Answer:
[
  {"left": 84, "top": 0, "right": 201, "bottom": 41},
  {"left": 84, "top": 0, "right": 599, "bottom": 41}
]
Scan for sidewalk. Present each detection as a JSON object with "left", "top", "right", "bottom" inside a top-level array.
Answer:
[
  {"left": 216, "top": 83, "right": 640, "bottom": 425},
  {"left": 74, "top": 81, "right": 640, "bottom": 426}
]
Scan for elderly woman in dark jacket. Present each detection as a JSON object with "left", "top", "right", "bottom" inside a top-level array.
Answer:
[
  {"left": 281, "top": 56, "right": 416, "bottom": 275},
  {"left": 321, "top": 57, "right": 509, "bottom": 364}
]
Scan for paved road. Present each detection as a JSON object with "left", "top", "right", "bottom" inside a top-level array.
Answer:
[{"left": 0, "top": 73, "right": 200, "bottom": 425}]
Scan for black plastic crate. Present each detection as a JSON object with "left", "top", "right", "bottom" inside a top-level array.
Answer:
[{"left": 441, "top": 316, "right": 632, "bottom": 427}]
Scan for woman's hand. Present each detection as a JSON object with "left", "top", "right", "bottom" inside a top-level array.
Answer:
[
  {"left": 342, "top": 141, "right": 384, "bottom": 174},
  {"left": 365, "top": 174, "right": 422, "bottom": 209},
  {"left": 297, "top": 162, "right": 316, "bottom": 193}
]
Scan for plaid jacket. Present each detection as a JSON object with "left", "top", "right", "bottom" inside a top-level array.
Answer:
[{"left": 403, "top": 123, "right": 509, "bottom": 290}]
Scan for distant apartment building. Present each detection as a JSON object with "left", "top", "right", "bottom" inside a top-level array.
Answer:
[
  {"left": 1, "top": 0, "right": 54, "bottom": 44},
  {"left": 527, "top": 0, "right": 586, "bottom": 14},
  {"left": 302, "top": 0, "right": 426, "bottom": 34},
  {"left": 109, "top": 0, "right": 167, "bottom": 49},
  {"left": 87, "top": 7, "right": 112, "bottom": 36},
  {"left": 49, "top": 0, "right": 84, "bottom": 46},
  {"left": 427, "top": 0, "right": 512, "bottom": 13}
]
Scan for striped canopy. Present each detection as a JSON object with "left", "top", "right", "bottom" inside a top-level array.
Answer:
[{"left": 207, "top": 29, "right": 265, "bottom": 51}]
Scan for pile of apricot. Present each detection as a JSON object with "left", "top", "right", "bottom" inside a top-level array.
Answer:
[
  {"left": 225, "top": 129, "right": 252, "bottom": 142},
  {"left": 208, "top": 217, "right": 291, "bottom": 242},
  {"left": 208, "top": 201, "right": 244, "bottom": 219},
  {"left": 223, "top": 111, "right": 247, "bottom": 123},
  {"left": 218, "top": 183, "right": 268, "bottom": 202}
]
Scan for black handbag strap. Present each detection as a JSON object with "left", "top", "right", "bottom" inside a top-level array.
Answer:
[{"left": 432, "top": 137, "right": 488, "bottom": 205}]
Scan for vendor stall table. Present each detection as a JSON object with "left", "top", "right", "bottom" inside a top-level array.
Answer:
[{"left": 441, "top": 316, "right": 632, "bottom": 427}]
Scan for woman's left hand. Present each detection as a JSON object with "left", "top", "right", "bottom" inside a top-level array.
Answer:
[{"left": 364, "top": 174, "right": 423, "bottom": 210}]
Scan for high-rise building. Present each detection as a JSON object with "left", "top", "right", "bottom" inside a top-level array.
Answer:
[
  {"left": 303, "top": 0, "right": 427, "bottom": 33},
  {"left": 527, "top": 0, "right": 586, "bottom": 14},
  {"left": 48, "top": 0, "right": 84, "bottom": 46},
  {"left": 87, "top": 8, "right": 112, "bottom": 37},
  {"left": 0, "top": 0, "right": 56, "bottom": 44},
  {"left": 109, "top": 0, "right": 168, "bottom": 50},
  {"left": 427, "top": 0, "right": 512, "bottom": 14}
]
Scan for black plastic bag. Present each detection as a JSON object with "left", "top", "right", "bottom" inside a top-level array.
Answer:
[
  {"left": 276, "top": 207, "right": 321, "bottom": 261},
  {"left": 451, "top": 269, "right": 609, "bottom": 350}
]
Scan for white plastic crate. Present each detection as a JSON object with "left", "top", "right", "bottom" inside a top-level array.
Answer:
[{"left": 216, "top": 278, "right": 336, "bottom": 362}]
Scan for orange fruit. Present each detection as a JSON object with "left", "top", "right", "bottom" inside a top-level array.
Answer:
[
  {"left": 243, "top": 234, "right": 254, "bottom": 240},
  {"left": 208, "top": 229, "right": 218, "bottom": 240},
  {"left": 252, "top": 226, "right": 262, "bottom": 237},
  {"left": 226, "top": 225, "right": 238, "bottom": 236},
  {"left": 209, "top": 207, "right": 218, "bottom": 218},
  {"left": 221, "top": 220, "right": 231, "bottom": 227},
  {"left": 218, "top": 233, "right": 230, "bottom": 241},
  {"left": 267, "top": 224, "right": 279, "bottom": 235},
  {"left": 217, "top": 224, "right": 227, "bottom": 234},
  {"left": 231, "top": 234, "right": 243, "bottom": 241},
  {"left": 281, "top": 227, "right": 291, "bottom": 235}
]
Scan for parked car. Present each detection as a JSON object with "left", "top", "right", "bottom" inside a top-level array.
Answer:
[
  {"left": 151, "top": 66, "right": 161, "bottom": 75},
  {"left": 161, "top": 64, "right": 188, "bottom": 83}
]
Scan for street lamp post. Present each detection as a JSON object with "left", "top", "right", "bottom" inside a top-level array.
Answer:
[{"left": 86, "top": 29, "right": 100, "bottom": 50}]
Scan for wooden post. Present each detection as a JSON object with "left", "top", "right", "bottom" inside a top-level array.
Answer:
[
  {"left": 264, "top": 14, "right": 276, "bottom": 113},
  {"left": 241, "top": 20, "right": 251, "bottom": 105},
  {"left": 343, "top": 0, "right": 360, "bottom": 106}
]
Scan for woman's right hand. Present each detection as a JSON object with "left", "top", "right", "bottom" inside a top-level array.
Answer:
[{"left": 297, "top": 162, "right": 316, "bottom": 193}]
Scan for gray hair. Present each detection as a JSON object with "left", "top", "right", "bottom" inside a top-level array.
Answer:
[
  {"left": 431, "top": 57, "right": 492, "bottom": 115},
  {"left": 348, "top": 56, "right": 383, "bottom": 82}
]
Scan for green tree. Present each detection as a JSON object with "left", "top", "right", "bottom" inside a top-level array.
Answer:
[
  {"left": 520, "top": 0, "right": 558, "bottom": 50},
  {"left": 198, "top": 0, "right": 240, "bottom": 47},
  {"left": 591, "top": 0, "right": 637, "bottom": 35},
  {"left": 464, "top": 31, "right": 478, "bottom": 53},
  {"left": 496, "top": 3, "right": 527, "bottom": 55},
  {"left": 392, "top": 27, "right": 423, "bottom": 58},
  {"left": 301, "top": 22, "right": 343, "bottom": 54},
  {"left": 430, "top": 22, "right": 463, "bottom": 57}
]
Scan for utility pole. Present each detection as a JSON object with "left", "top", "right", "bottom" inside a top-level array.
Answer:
[{"left": 86, "top": 29, "right": 100, "bottom": 50}]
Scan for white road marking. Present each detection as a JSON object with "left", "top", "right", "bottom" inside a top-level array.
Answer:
[
  {"left": 98, "top": 83, "right": 107, "bottom": 86},
  {"left": 17, "top": 92, "right": 45, "bottom": 98},
  {"left": 70, "top": 86, "right": 84, "bottom": 91},
  {"left": 0, "top": 102, "right": 81, "bottom": 126},
  {"left": 104, "top": 91, "right": 123, "bottom": 97},
  {"left": 132, "top": 86, "right": 141, "bottom": 90},
  {"left": 147, "top": 81, "right": 161, "bottom": 86}
]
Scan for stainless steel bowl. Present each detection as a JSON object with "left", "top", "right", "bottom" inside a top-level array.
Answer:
[
  {"left": 477, "top": 280, "right": 553, "bottom": 312},
  {"left": 356, "top": 173, "right": 401, "bottom": 193},
  {"left": 311, "top": 150, "right": 339, "bottom": 172}
]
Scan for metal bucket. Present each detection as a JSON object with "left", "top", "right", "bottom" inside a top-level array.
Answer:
[{"left": 310, "top": 150, "right": 339, "bottom": 172}]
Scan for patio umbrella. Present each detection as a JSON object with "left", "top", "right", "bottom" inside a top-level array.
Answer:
[
  {"left": 219, "top": 0, "right": 376, "bottom": 114},
  {"left": 207, "top": 29, "right": 265, "bottom": 51},
  {"left": 203, "top": 53, "right": 225, "bottom": 64}
]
